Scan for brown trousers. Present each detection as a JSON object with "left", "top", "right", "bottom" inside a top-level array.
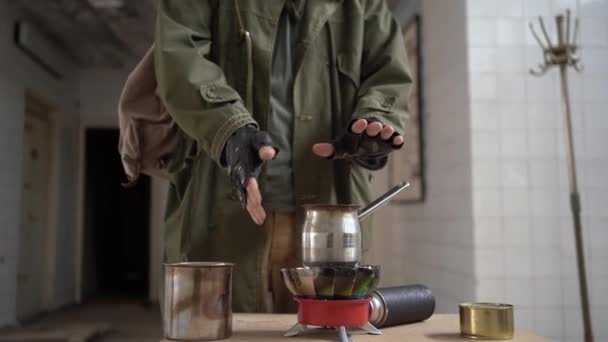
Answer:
[
  {"left": 160, "top": 212, "right": 300, "bottom": 314},
  {"left": 260, "top": 212, "right": 300, "bottom": 313}
]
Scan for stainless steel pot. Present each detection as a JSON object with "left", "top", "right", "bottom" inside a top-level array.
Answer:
[
  {"left": 164, "top": 262, "right": 233, "bottom": 341},
  {"left": 302, "top": 182, "right": 410, "bottom": 267}
]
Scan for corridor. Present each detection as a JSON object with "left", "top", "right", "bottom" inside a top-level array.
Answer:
[{"left": 0, "top": 300, "right": 162, "bottom": 342}]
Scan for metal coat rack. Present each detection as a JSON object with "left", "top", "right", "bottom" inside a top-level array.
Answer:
[{"left": 529, "top": 10, "right": 593, "bottom": 342}]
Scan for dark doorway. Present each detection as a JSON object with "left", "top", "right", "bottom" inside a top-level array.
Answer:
[{"left": 83, "top": 128, "right": 150, "bottom": 300}]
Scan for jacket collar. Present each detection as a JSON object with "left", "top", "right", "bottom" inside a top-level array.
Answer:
[{"left": 236, "top": 0, "right": 342, "bottom": 46}]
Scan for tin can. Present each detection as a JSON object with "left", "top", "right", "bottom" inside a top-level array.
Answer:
[{"left": 459, "top": 302, "right": 514, "bottom": 340}]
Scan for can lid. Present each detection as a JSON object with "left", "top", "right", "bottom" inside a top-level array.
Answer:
[
  {"left": 459, "top": 302, "right": 513, "bottom": 310},
  {"left": 164, "top": 262, "right": 235, "bottom": 267}
]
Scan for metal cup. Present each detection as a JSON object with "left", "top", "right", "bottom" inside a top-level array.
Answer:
[
  {"left": 164, "top": 262, "right": 233, "bottom": 341},
  {"left": 301, "top": 183, "right": 409, "bottom": 268}
]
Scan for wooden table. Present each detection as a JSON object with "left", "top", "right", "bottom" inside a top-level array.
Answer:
[{"left": 163, "top": 313, "right": 550, "bottom": 341}]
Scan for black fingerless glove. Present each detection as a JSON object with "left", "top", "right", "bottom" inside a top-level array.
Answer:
[
  {"left": 223, "top": 125, "right": 278, "bottom": 206},
  {"left": 330, "top": 119, "right": 403, "bottom": 170}
]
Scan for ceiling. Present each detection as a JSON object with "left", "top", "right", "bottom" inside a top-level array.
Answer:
[
  {"left": 12, "top": 0, "right": 402, "bottom": 69},
  {"left": 13, "top": 0, "right": 157, "bottom": 68}
]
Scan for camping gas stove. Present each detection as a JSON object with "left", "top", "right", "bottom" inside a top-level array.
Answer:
[
  {"left": 281, "top": 265, "right": 383, "bottom": 341},
  {"left": 284, "top": 297, "right": 382, "bottom": 342}
]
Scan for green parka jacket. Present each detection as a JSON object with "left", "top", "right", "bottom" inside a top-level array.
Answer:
[{"left": 155, "top": 0, "right": 411, "bottom": 312}]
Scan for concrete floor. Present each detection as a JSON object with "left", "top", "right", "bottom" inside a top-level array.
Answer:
[{"left": 3, "top": 299, "right": 163, "bottom": 342}]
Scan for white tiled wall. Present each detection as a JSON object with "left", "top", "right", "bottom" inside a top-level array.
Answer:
[
  {"left": 374, "top": 0, "right": 606, "bottom": 340},
  {"left": 0, "top": 76, "right": 23, "bottom": 328},
  {"left": 466, "top": 0, "right": 608, "bottom": 340},
  {"left": 0, "top": 0, "right": 81, "bottom": 326}
]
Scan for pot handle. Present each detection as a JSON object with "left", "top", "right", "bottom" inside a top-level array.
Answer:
[{"left": 358, "top": 182, "right": 410, "bottom": 221}]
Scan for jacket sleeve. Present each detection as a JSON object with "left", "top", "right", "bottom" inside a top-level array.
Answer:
[
  {"left": 352, "top": 0, "right": 412, "bottom": 134},
  {"left": 155, "top": 0, "right": 256, "bottom": 165}
]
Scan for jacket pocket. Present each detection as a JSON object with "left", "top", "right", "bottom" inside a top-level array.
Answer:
[{"left": 200, "top": 84, "right": 242, "bottom": 104}]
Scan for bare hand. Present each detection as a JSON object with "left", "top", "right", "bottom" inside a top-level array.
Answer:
[{"left": 245, "top": 146, "right": 276, "bottom": 225}]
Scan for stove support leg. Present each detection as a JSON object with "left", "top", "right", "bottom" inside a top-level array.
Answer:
[
  {"left": 359, "top": 322, "right": 382, "bottom": 335},
  {"left": 284, "top": 323, "right": 306, "bottom": 337},
  {"left": 338, "top": 326, "right": 352, "bottom": 342}
]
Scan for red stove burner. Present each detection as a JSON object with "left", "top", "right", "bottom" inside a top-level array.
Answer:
[
  {"left": 297, "top": 297, "right": 371, "bottom": 326},
  {"left": 285, "top": 297, "right": 382, "bottom": 342}
]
